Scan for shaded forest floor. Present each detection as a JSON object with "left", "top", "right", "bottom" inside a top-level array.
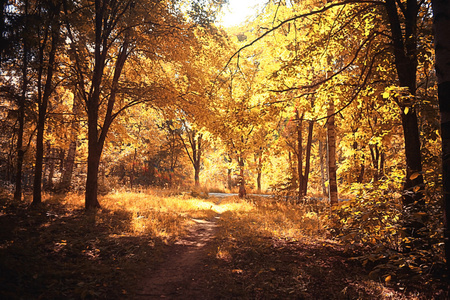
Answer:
[{"left": 0, "top": 190, "right": 448, "bottom": 299}]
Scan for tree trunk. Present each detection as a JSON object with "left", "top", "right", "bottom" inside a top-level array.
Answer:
[
  {"left": 59, "top": 89, "right": 81, "bottom": 191},
  {"left": 432, "top": 0, "right": 450, "bottom": 277},
  {"left": 226, "top": 155, "right": 232, "bottom": 190},
  {"left": 400, "top": 111, "right": 424, "bottom": 205},
  {"left": 45, "top": 148, "right": 56, "bottom": 191},
  {"left": 384, "top": 0, "right": 424, "bottom": 205},
  {"left": 179, "top": 128, "right": 203, "bottom": 187},
  {"left": 238, "top": 156, "right": 246, "bottom": 198},
  {"left": 83, "top": 2, "right": 130, "bottom": 209},
  {"left": 14, "top": 4, "right": 29, "bottom": 201},
  {"left": 319, "top": 139, "right": 328, "bottom": 197},
  {"left": 85, "top": 142, "right": 101, "bottom": 210},
  {"left": 296, "top": 111, "right": 304, "bottom": 199},
  {"left": 14, "top": 106, "right": 25, "bottom": 201},
  {"left": 288, "top": 150, "right": 298, "bottom": 189},
  {"left": 327, "top": 101, "right": 338, "bottom": 205},
  {"left": 194, "top": 166, "right": 200, "bottom": 187},
  {"left": 60, "top": 140, "right": 77, "bottom": 191},
  {"left": 32, "top": 3, "right": 61, "bottom": 205},
  {"left": 256, "top": 155, "right": 262, "bottom": 194},
  {"left": 302, "top": 120, "right": 314, "bottom": 196},
  {"left": 131, "top": 147, "right": 137, "bottom": 189}
]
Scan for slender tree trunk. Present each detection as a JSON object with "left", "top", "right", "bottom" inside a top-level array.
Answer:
[
  {"left": 59, "top": 90, "right": 80, "bottom": 191},
  {"left": 357, "top": 154, "right": 365, "bottom": 183},
  {"left": 288, "top": 150, "right": 298, "bottom": 189},
  {"left": 432, "top": 0, "right": 450, "bottom": 276},
  {"left": 327, "top": 101, "right": 338, "bottom": 205},
  {"left": 14, "top": 87, "right": 26, "bottom": 201},
  {"left": 302, "top": 120, "right": 314, "bottom": 196},
  {"left": 60, "top": 140, "right": 77, "bottom": 190},
  {"left": 353, "top": 140, "right": 365, "bottom": 183},
  {"left": 32, "top": 3, "right": 61, "bottom": 205},
  {"left": 370, "top": 144, "right": 380, "bottom": 182},
  {"left": 238, "top": 156, "right": 246, "bottom": 198},
  {"left": 0, "top": 0, "right": 6, "bottom": 63},
  {"left": 296, "top": 110, "right": 304, "bottom": 198},
  {"left": 14, "top": 3, "right": 29, "bottom": 201},
  {"left": 59, "top": 148, "right": 65, "bottom": 173},
  {"left": 319, "top": 139, "right": 327, "bottom": 197},
  {"left": 226, "top": 155, "right": 232, "bottom": 190},
  {"left": 194, "top": 134, "right": 202, "bottom": 187},
  {"left": 256, "top": 155, "right": 262, "bottom": 194},
  {"left": 45, "top": 148, "right": 56, "bottom": 191}
]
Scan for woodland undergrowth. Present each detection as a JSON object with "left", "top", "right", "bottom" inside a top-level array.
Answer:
[
  {"left": 328, "top": 180, "right": 446, "bottom": 289},
  {"left": 0, "top": 188, "right": 448, "bottom": 299}
]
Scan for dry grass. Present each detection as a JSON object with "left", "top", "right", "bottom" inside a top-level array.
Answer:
[
  {"left": 0, "top": 189, "right": 220, "bottom": 299},
  {"left": 214, "top": 196, "right": 325, "bottom": 240},
  {"left": 3, "top": 190, "right": 445, "bottom": 299},
  {"left": 44, "top": 191, "right": 220, "bottom": 241}
]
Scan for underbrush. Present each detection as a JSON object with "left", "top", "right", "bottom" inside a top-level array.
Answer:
[
  {"left": 327, "top": 181, "right": 447, "bottom": 292},
  {"left": 207, "top": 196, "right": 411, "bottom": 299}
]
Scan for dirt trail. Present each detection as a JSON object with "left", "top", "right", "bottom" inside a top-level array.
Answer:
[{"left": 135, "top": 215, "right": 220, "bottom": 299}]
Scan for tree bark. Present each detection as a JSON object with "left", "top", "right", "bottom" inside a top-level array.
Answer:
[
  {"left": 179, "top": 128, "right": 203, "bottom": 187},
  {"left": 14, "top": 0, "right": 29, "bottom": 201},
  {"left": 14, "top": 65, "right": 26, "bottom": 201},
  {"left": 384, "top": 0, "right": 424, "bottom": 205},
  {"left": 226, "top": 155, "right": 232, "bottom": 190},
  {"left": 238, "top": 155, "right": 246, "bottom": 198},
  {"left": 83, "top": 1, "right": 130, "bottom": 209},
  {"left": 432, "top": 0, "right": 450, "bottom": 277},
  {"left": 85, "top": 143, "right": 101, "bottom": 209},
  {"left": 60, "top": 141, "right": 76, "bottom": 190},
  {"left": 296, "top": 110, "right": 304, "bottom": 199},
  {"left": 319, "top": 139, "right": 328, "bottom": 197},
  {"left": 327, "top": 101, "right": 338, "bottom": 205},
  {"left": 45, "top": 147, "right": 56, "bottom": 191},
  {"left": 302, "top": 120, "right": 314, "bottom": 196},
  {"left": 32, "top": 2, "right": 61, "bottom": 205},
  {"left": 59, "top": 88, "right": 81, "bottom": 191},
  {"left": 256, "top": 154, "right": 262, "bottom": 194}
]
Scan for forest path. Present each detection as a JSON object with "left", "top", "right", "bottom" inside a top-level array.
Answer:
[{"left": 134, "top": 200, "right": 223, "bottom": 299}]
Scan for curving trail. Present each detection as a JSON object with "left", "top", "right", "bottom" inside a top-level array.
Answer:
[{"left": 135, "top": 205, "right": 221, "bottom": 299}]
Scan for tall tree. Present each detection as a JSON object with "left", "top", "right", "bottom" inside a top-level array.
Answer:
[
  {"left": 327, "top": 100, "right": 338, "bottom": 205},
  {"left": 383, "top": 0, "right": 424, "bottom": 205},
  {"left": 432, "top": 0, "right": 450, "bottom": 276},
  {"left": 13, "top": 0, "right": 30, "bottom": 201},
  {"left": 32, "top": 0, "right": 61, "bottom": 205},
  {"left": 64, "top": 0, "right": 224, "bottom": 209}
]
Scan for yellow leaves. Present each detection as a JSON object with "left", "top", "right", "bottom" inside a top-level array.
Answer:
[
  {"left": 403, "top": 107, "right": 409, "bottom": 115},
  {"left": 409, "top": 172, "right": 421, "bottom": 180}
]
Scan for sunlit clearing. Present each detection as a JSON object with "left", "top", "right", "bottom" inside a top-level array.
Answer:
[
  {"left": 217, "top": 198, "right": 325, "bottom": 241},
  {"left": 43, "top": 191, "right": 322, "bottom": 244}
]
